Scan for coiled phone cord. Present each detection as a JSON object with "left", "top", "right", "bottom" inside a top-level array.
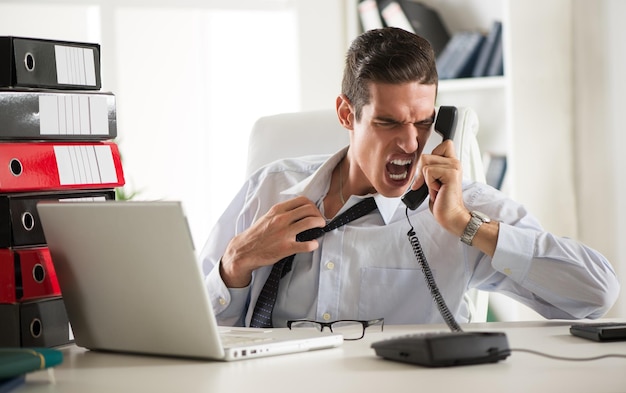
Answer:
[{"left": 406, "top": 207, "right": 463, "bottom": 333}]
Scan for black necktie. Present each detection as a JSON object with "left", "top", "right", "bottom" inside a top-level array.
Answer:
[{"left": 249, "top": 197, "right": 377, "bottom": 328}]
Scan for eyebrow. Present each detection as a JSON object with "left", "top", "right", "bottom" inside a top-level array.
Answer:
[{"left": 374, "top": 116, "right": 401, "bottom": 124}]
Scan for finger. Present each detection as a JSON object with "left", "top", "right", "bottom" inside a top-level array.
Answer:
[
  {"left": 291, "top": 238, "right": 321, "bottom": 255},
  {"left": 273, "top": 195, "right": 315, "bottom": 214},
  {"left": 430, "top": 139, "right": 457, "bottom": 158},
  {"left": 409, "top": 142, "right": 455, "bottom": 191},
  {"left": 267, "top": 197, "right": 321, "bottom": 227},
  {"left": 287, "top": 202, "right": 325, "bottom": 226},
  {"left": 422, "top": 162, "right": 460, "bottom": 190},
  {"left": 269, "top": 198, "right": 326, "bottom": 238},
  {"left": 410, "top": 168, "right": 426, "bottom": 191},
  {"left": 291, "top": 214, "right": 327, "bottom": 236}
]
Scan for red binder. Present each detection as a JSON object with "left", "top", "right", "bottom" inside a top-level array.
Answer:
[
  {"left": 0, "top": 249, "right": 16, "bottom": 303},
  {"left": 0, "top": 141, "right": 125, "bottom": 192},
  {"left": 0, "top": 247, "right": 61, "bottom": 303}
]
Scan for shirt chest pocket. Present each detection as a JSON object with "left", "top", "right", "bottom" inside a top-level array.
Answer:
[{"left": 357, "top": 267, "right": 436, "bottom": 324}]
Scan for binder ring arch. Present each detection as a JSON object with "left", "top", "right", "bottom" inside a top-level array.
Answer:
[
  {"left": 9, "top": 158, "right": 22, "bottom": 176},
  {"left": 32, "top": 263, "right": 46, "bottom": 284},
  {"left": 22, "top": 212, "right": 35, "bottom": 231},
  {"left": 30, "top": 318, "right": 43, "bottom": 338},
  {"left": 24, "top": 52, "right": 35, "bottom": 72}
]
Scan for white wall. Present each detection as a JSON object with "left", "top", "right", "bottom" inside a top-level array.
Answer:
[
  {"left": 1, "top": 0, "right": 623, "bottom": 318},
  {"left": 573, "top": 0, "right": 626, "bottom": 317},
  {"left": 0, "top": 0, "right": 347, "bottom": 250}
]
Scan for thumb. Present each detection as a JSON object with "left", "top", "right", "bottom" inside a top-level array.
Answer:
[{"left": 410, "top": 164, "right": 425, "bottom": 191}]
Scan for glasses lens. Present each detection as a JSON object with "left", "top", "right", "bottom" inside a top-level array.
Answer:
[
  {"left": 289, "top": 321, "right": 323, "bottom": 331},
  {"left": 330, "top": 321, "right": 365, "bottom": 340}
]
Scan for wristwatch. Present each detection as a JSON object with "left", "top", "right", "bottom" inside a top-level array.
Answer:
[{"left": 460, "top": 211, "right": 491, "bottom": 246}]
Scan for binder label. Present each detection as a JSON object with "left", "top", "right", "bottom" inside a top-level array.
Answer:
[
  {"left": 60, "top": 195, "right": 108, "bottom": 202},
  {"left": 54, "top": 45, "right": 97, "bottom": 87},
  {"left": 40, "top": 95, "right": 109, "bottom": 136},
  {"left": 381, "top": 2, "right": 415, "bottom": 33},
  {"left": 54, "top": 145, "right": 119, "bottom": 185}
]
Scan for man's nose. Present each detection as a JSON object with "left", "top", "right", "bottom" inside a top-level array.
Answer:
[{"left": 396, "top": 124, "right": 420, "bottom": 153}]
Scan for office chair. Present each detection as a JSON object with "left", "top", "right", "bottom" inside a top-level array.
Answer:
[{"left": 246, "top": 107, "right": 489, "bottom": 322}]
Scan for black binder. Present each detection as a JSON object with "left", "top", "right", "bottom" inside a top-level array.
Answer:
[
  {"left": 0, "top": 36, "right": 101, "bottom": 90},
  {"left": 0, "top": 90, "right": 116, "bottom": 140},
  {"left": 0, "top": 189, "right": 116, "bottom": 248},
  {"left": 400, "top": 1, "right": 450, "bottom": 57},
  {"left": 471, "top": 21, "right": 502, "bottom": 77},
  {"left": 0, "top": 297, "right": 72, "bottom": 348},
  {"left": 379, "top": 0, "right": 451, "bottom": 57},
  {"left": 437, "top": 32, "right": 485, "bottom": 79}
]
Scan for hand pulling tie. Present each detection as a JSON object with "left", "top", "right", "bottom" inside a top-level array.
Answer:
[{"left": 250, "top": 197, "right": 377, "bottom": 328}]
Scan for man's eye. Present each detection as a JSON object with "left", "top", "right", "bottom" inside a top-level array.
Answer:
[
  {"left": 415, "top": 123, "right": 433, "bottom": 131},
  {"left": 375, "top": 122, "right": 397, "bottom": 128}
]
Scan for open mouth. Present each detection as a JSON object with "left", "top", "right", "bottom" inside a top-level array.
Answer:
[{"left": 386, "top": 158, "right": 412, "bottom": 181}]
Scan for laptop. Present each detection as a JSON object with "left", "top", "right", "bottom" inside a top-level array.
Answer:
[{"left": 36, "top": 200, "right": 343, "bottom": 361}]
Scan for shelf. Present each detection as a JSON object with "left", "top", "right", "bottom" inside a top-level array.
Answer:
[
  {"left": 438, "top": 76, "right": 507, "bottom": 93},
  {"left": 349, "top": 0, "right": 576, "bottom": 240}
]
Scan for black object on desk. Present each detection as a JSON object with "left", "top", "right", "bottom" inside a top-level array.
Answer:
[
  {"left": 371, "top": 331, "right": 510, "bottom": 367},
  {"left": 570, "top": 322, "right": 626, "bottom": 342}
]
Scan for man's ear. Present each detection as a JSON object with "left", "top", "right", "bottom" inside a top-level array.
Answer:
[{"left": 336, "top": 94, "right": 354, "bottom": 130}]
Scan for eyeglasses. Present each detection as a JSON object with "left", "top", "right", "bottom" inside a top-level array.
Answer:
[{"left": 286, "top": 318, "right": 384, "bottom": 341}]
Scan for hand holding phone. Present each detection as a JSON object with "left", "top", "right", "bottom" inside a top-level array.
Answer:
[{"left": 401, "top": 106, "right": 458, "bottom": 210}]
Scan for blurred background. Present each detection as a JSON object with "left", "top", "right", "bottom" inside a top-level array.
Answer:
[{"left": 1, "top": 0, "right": 623, "bottom": 320}]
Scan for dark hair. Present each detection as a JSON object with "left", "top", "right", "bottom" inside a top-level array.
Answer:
[{"left": 341, "top": 27, "right": 438, "bottom": 121}]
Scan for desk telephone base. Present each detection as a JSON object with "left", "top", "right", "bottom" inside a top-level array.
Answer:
[{"left": 371, "top": 331, "right": 510, "bottom": 367}]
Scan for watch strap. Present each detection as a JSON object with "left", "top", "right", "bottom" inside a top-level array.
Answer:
[{"left": 460, "top": 211, "right": 490, "bottom": 246}]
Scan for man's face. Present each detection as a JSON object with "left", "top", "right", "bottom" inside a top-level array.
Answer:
[{"left": 348, "top": 81, "right": 437, "bottom": 198}]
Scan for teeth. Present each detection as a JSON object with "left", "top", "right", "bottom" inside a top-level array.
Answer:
[
  {"left": 390, "top": 159, "right": 412, "bottom": 165},
  {"left": 389, "top": 172, "right": 408, "bottom": 180},
  {"left": 388, "top": 159, "right": 411, "bottom": 181}
]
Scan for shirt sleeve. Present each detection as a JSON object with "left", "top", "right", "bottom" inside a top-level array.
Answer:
[
  {"left": 199, "top": 181, "right": 253, "bottom": 326},
  {"left": 205, "top": 260, "right": 249, "bottom": 326},
  {"left": 493, "top": 223, "right": 619, "bottom": 318},
  {"left": 469, "top": 184, "right": 620, "bottom": 319}
]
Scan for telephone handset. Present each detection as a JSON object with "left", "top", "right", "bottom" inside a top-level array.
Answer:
[{"left": 401, "top": 106, "right": 458, "bottom": 210}]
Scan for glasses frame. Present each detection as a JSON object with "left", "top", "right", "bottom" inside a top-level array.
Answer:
[{"left": 286, "top": 318, "right": 384, "bottom": 341}]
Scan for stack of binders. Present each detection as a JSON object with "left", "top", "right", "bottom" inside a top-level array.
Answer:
[{"left": 0, "top": 36, "right": 125, "bottom": 348}]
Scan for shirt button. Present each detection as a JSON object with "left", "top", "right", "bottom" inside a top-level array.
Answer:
[
  {"left": 218, "top": 298, "right": 227, "bottom": 306},
  {"left": 322, "top": 313, "right": 331, "bottom": 321},
  {"left": 326, "top": 261, "right": 335, "bottom": 270}
]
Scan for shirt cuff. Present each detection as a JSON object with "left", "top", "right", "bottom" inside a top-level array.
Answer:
[
  {"left": 206, "top": 261, "right": 250, "bottom": 322},
  {"left": 491, "top": 223, "right": 535, "bottom": 284}
]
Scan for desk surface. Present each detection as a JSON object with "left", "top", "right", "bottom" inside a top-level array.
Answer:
[{"left": 19, "top": 321, "right": 626, "bottom": 393}]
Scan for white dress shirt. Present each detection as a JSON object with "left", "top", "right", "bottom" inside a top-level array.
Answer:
[{"left": 200, "top": 147, "right": 619, "bottom": 327}]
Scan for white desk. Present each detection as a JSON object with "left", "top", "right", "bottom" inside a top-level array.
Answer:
[{"left": 19, "top": 321, "right": 626, "bottom": 393}]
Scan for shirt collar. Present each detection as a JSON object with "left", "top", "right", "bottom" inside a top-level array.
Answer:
[{"left": 280, "top": 147, "right": 403, "bottom": 225}]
